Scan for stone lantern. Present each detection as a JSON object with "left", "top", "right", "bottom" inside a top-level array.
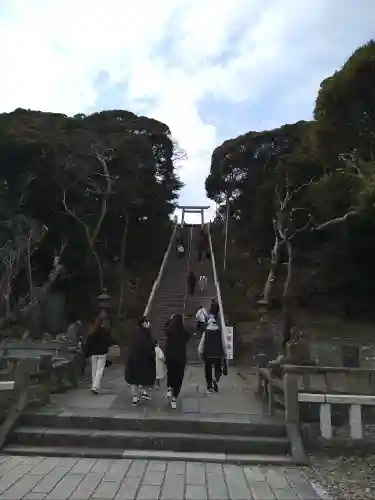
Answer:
[
  {"left": 97, "top": 288, "right": 111, "bottom": 328},
  {"left": 256, "top": 298, "right": 269, "bottom": 323}
]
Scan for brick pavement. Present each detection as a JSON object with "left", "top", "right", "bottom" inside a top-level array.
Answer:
[{"left": 0, "top": 455, "right": 327, "bottom": 499}]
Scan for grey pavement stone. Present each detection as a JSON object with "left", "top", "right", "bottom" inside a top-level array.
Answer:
[
  {"left": 146, "top": 460, "right": 167, "bottom": 472},
  {"left": 104, "top": 460, "right": 131, "bottom": 481},
  {"left": 45, "top": 474, "right": 84, "bottom": 500},
  {"left": 266, "top": 469, "right": 290, "bottom": 490},
  {"left": 29, "top": 458, "right": 62, "bottom": 476},
  {"left": 69, "top": 458, "right": 97, "bottom": 475},
  {"left": 207, "top": 472, "right": 228, "bottom": 500},
  {"left": 115, "top": 477, "right": 142, "bottom": 499},
  {"left": 0, "top": 457, "right": 26, "bottom": 477},
  {"left": 273, "top": 489, "right": 299, "bottom": 500},
  {"left": 244, "top": 466, "right": 267, "bottom": 482},
  {"left": 166, "top": 461, "right": 185, "bottom": 475},
  {"left": 142, "top": 471, "right": 164, "bottom": 486},
  {"left": 20, "top": 457, "right": 44, "bottom": 466},
  {"left": 92, "top": 480, "right": 121, "bottom": 498},
  {"left": 30, "top": 467, "right": 71, "bottom": 494},
  {"left": 206, "top": 463, "right": 222, "bottom": 473},
  {"left": 126, "top": 461, "right": 147, "bottom": 478},
  {"left": 0, "top": 465, "right": 33, "bottom": 492},
  {"left": 136, "top": 485, "right": 161, "bottom": 499},
  {"left": 23, "top": 494, "right": 46, "bottom": 500},
  {"left": 91, "top": 459, "right": 115, "bottom": 474},
  {"left": 69, "top": 472, "right": 104, "bottom": 500},
  {"left": 0, "top": 457, "right": 10, "bottom": 465},
  {"left": 186, "top": 485, "right": 207, "bottom": 500},
  {"left": 223, "top": 465, "right": 251, "bottom": 500},
  {"left": 161, "top": 475, "right": 185, "bottom": 500},
  {"left": 250, "top": 481, "right": 276, "bottom": 500},
  {"left": 186, "top": 462, "right": 205, "bottom": 485},
  {"left": 0, "top": 474, "right": 43, "bottom": 500},
  {"left": 58, "top": 458, "right": 78, "bottom": 468}
]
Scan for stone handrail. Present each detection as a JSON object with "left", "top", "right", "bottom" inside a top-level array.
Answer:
[
  {"left": 298, "top": 392, "right": 375, "bottom": 440},
  {"left": 143, "top": 221, "right": 178, "bottom": 317},
  {"left": 182, "top": 226, "right": 194, "bottom": 321},
  {"left": 283, "top": 364, "right": 375, "bottom": 442},
  {"left": 207, "top": 222, "right": 228, "bottom": 358},
  {"left": 0, "top": 357, "right": 40, "bottom": 449}
]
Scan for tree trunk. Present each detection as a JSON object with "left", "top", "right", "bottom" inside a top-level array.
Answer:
[
  {"left": 117, "top": 213, "right": 130, "bottom": 317},
  {"left": 263, "top": 232, "right": 283, "bottom": 303},
  {"left": 281, "top": 239, "right": 295, "bottom": 352}
]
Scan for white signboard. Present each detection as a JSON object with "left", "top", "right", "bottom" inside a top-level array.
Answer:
[{"left": 224, "top": 326, "right": 234, "bottom": 360}]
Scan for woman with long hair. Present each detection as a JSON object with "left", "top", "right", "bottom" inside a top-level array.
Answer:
[
  {"left": 164, "top": 313, "right": 191, "bottom": 409},
  {"left": 125, "top": 316, "right": 156, "bottom": 406}
]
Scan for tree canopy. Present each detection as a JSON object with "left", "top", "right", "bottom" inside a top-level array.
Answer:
[
  {"left": 0, "top": 108, "right": 183, "bottom": 326},
  {"left": 206, "top": 40, "right": 375, "bottom": 324}
]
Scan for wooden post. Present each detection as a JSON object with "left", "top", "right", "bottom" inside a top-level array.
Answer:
[{"left": 284, "top": 371, "right": 299, "bottom": 425}]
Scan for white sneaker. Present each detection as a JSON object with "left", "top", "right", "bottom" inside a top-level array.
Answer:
[
  {"left": 132, "top": 396, "right": 139, "bottom": 406},
  {"left": 166, "top": 388, "right": 172, "bottom": 398},
  {"left": 171, "top": 398, "right": 177, "bottom": 409}
]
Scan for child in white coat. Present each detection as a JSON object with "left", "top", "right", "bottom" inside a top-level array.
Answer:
[{"left": 155, "top": 341, "right": 166, "bottom": 388}]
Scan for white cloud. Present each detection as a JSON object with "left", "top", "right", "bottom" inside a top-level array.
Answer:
[{"left": 1, "top": 0, "right": 375, "bottom": 223}]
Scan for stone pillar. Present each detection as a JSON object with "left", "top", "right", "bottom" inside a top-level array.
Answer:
[
  {"left": 342, "top": 345, "right": 360, "bottom": 368},
  {"left": 201, "top": 209, "right": 204, "bottom": 227}
]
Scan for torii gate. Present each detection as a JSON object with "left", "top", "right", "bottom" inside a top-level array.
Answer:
[{"left": 177, "top": 205, "right": 210, "bottom": 227}]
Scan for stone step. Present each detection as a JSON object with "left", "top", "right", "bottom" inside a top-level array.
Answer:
[
  {"left": 2, "top": 445, "right": 295, "bottom": 465},
  {"left": 11, "top": 427, "right": 290, "bottom": 455},
  {"left": 18, "top": 412, "right": 286, "bottom": 437}
]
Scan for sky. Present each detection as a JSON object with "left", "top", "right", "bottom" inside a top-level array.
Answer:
[{"left": 0, "top": 0, "right": 375, "bottom": 223}]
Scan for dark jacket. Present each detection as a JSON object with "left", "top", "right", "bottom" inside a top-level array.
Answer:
[
  {"left": 125, "top": 326, "right": 156, "bottom": 386},
  {"left": 164, "top": 321, "right": 191, "bottom": 363},
  {"left": 200, "top": 322, "right": 224, "bottom": 359},
  {"left": 188, "top": 273, "right": 196, "bottom": 287},
  {"left": 84, "top": 326, "right": 112, "bottom": 357},
  {"left": 209, "top": 301, "right": 220, "bottom": 319}
]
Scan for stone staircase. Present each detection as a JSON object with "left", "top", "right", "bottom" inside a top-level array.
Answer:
[
  {"left": 4, "top": 410, "right": 293, "bottom": 465},
  {"left": 147, "top": 226, "right": 191, "bottom": 351}
]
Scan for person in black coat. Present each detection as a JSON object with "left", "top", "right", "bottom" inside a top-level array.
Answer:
[
  {"left": 84, "top": 315, "right": 112, "bottom": 394},
  {"left": 125, "top": 316, "right": 156, "bottom": 405},
  {"left": 187, "top": 270, "right": 197, "bottom": 295},
  {"left": 198, "top": 316, "right": 226, "bottom": 393},
  {"left": 209, "top": 297, "right": 220, "bottom": 320},
  {"left": 164, "top": 313, "right": 191, "bottom": 409}
]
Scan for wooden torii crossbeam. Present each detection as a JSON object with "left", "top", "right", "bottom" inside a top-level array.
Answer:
[{"left": 177, "top": 205, "right": 210, "bottom": 226}]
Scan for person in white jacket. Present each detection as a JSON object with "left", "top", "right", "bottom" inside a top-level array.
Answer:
[
  {"left": 195, "top": 305, "right": 208, "bottom": 335},
  {"left": 155, "top": 341, "right": 166, "bottom": 388}
]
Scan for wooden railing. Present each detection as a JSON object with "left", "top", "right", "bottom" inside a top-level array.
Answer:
[{"left": 143, "top": 221, "right": 178, "bottom": 317}]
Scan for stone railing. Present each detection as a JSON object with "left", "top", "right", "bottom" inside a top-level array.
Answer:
[
  {"left": 143, "top": 220, "right": 178, "bottom": 317},
  {"left": 182, "top": 226, "right": 194, "bottom": 321},
  {"left": 207, "top": 222, "right": 228, "bottom": 359},
  {"left": 283, "top": 364, "right": 375, "bottom": 442}
]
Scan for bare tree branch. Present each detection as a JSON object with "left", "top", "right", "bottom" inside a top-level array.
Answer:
[{"left": 313, "top": 210, "right": 359, "bottom": 231}]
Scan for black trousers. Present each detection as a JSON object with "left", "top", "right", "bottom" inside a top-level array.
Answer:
[
  {"left": 166, "top": 359, "right": 186, "bottom": 398},
  {"left": 204, "top": 358, "right": 222, "bottom": 389}
]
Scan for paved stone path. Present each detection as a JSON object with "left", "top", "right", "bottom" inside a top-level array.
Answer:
[
  {"left": 47, "top": 364, "right": 266, "bottom": 419},
  {"left": 0, "top": 455, "right": 326, "bottom": 499}
]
